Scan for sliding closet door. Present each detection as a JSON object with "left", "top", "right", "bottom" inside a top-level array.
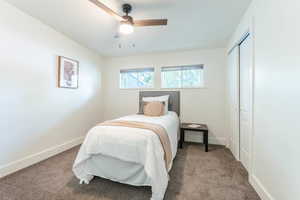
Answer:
[
  {"left": 227, "top": 47, "right": 240, "bottom": 160},
  {"left": 239, "top": 35, "right": 252, "bottom": 171}
]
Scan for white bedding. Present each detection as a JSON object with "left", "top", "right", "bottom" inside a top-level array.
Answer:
[{"left": 73, "top": 111, "right": 179, "bottom": 200}]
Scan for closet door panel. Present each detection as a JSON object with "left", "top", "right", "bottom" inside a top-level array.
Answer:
[
  {"left": 227, "top": 47, "right": 240, "bottom": 160},
  {"left": 239, "top": 35, "right": 252, "bottom": 171}
]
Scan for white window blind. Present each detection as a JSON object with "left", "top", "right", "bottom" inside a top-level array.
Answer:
[
  {"left": 161, "top": 65, "right": 204, "bottom": 88},
  {"left": 120, "top": 68, "right": 154, "bottom": 89}
]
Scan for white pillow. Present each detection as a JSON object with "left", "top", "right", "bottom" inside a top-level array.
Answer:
[{"left": 143, "top": 95, "right": 169, "bottom": 114}]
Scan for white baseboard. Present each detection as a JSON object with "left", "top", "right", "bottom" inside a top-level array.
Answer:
[
  {"left": 250, "top": 174, "right": 275, "bottom": 200},
  {"left": 240, "top": 149, "right": 250, "bottom": 171},
  {"left": 225, "top": 139, "right": 230, "bottom": 148},
  {"left": 0, "top": 136, "right": 84, "bottom": 178},
  {"left": 226, "top": 138, "right": 233, "bottom": 149},
  {"left": 184, "top": 133, "right": 227, "bottom": 145}
]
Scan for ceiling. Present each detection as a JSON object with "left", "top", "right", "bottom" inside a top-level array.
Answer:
[{"left": 5, "top": 0, "right": 252, "bottom": 56}]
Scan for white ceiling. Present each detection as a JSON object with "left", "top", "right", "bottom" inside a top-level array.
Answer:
[{"left": 5, "top": 0, "right": 251, "bottom": 56}]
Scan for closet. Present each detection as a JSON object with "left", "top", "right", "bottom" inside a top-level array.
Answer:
[{"left": 228, "top": 33, "right": 253, "bottom": 171}]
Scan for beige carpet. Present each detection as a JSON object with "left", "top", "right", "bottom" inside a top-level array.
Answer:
[{"left": 0, "top": 143, "right": 260, "bottom": 200}]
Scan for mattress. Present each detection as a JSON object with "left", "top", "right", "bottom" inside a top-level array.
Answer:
[{"left": 73, "top": 111, "right": 179, "bottom": 200}]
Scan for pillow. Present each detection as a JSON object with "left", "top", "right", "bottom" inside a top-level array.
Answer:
[
  {"left": 143, "top": 101, "right": 165, "bottom": 117},
  {"left": 142, "top": 95, "right": 169, "bottom": 114},
  {"left": 139, "top": 101, "right": 166, "bottom": 115}
]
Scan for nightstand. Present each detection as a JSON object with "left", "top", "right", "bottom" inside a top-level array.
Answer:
[{"left": 180, "top": 123, "right": 209, "bottom": 152}]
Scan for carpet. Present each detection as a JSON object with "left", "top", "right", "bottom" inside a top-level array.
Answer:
[{"left": 0, "top": 143, "right": 260, "bottom": 200}]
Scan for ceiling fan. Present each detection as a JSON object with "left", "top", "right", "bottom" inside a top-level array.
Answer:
[{"left": 89, "top": 0, "right": 168, "bottom": 34}]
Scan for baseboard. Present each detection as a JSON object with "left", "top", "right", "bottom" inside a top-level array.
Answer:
[
  {"left": 250, "top": 174, "right": 275, "bottom": 200},
  {"left": 240, "top": 149, "right": 250, "bottom": 171},
  {"left": 184, "top": 133, "right": 227, "bottom": 145},
  {"left": 227, "top": 138, "right": 233, "bottom": 149},
  {"left": 0, "top": 136, "right": 84, "bottom": 178}
]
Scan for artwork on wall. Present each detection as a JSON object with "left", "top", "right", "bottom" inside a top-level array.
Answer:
[{"left": 58, "top": 56, "right": 79, "bottom": 89}]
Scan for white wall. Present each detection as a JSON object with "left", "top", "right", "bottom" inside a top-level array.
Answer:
[
  {"left": 0, "top": 0, "right": 104, "bottom": 177},
  {"left": 228, "top": 0, "right": 300, "bottom": 199},
  {"left": 103, "top": 49, "right": 228, "bottom": 145}
]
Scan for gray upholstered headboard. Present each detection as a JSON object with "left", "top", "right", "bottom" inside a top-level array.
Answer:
[{"left": 139, "top": 91, "right": 180, "bottom": 116}]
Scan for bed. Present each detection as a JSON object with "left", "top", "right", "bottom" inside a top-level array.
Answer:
[{"left": 73, "top": 91, "right": 180, "bottom": 200}]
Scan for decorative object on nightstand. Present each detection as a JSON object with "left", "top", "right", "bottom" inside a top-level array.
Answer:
[{"left": 180, "top": 122, "right": 209, "bottom": 152}]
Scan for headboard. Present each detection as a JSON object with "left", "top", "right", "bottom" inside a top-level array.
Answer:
[{"left": 139, "top": 91, "right": 180, "bottom": 116}]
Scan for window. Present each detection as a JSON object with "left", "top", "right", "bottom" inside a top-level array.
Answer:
[
  {"left": 161, "top": 65, "right": 204, "bottom": 88},
  {"left": 120, "top": 68, "right": 154, "bottom": 89}
]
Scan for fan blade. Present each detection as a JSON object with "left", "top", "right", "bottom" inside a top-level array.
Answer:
[
  {"left": 89, "top": 0, "right": 124, "bottom": 21},
  {"left": 134, "top": 19, "right": 168, "bottom": 26}
]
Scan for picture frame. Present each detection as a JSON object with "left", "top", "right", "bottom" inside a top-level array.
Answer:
[{"left": 58, "top": 56, "right": 79, "bottom": 89}]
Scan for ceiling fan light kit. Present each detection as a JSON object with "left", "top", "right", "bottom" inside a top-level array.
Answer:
[
  {"left": 119, "top": 4, "right": 134, "bottom": 34},
  {"left": 89, "top": 0, "right": 168, "bottom": 35},
  {"left": 119, "top": 21, "right": 134, "bottom": 34}
]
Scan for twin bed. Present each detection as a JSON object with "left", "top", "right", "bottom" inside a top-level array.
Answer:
[{"left": 73, "top": 91, "right": 180, "bottom": 200}]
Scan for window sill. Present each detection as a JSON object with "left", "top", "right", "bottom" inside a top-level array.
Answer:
[
  {"left": 119, "top": 88, "right": 156, "bottom": 90},
  {"left": 160, "top": 87, "right": 207, "bottom": 90},
  {"left": 119, "top": 87, "right": 207, "bottom": 90}
]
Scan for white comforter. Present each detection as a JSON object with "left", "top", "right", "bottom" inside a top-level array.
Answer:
[{"left": 73, "top": 111, "right": 179, "bottom": 200}]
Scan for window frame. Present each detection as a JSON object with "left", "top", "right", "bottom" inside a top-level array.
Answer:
[
  {"left": 119, "top": 67, "right": 155, "bottom": 89},
  {"left": 160, "top": 64, "right": 205, "bottom": 89}
]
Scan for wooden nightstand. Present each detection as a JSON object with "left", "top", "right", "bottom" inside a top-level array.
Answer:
[{"left": 180, "top": 123, "right": 209, "bottom": 152}]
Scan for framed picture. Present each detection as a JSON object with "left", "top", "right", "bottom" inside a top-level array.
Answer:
[{"left": 58, "top": 56, "right": 79, "bottom": 89}]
